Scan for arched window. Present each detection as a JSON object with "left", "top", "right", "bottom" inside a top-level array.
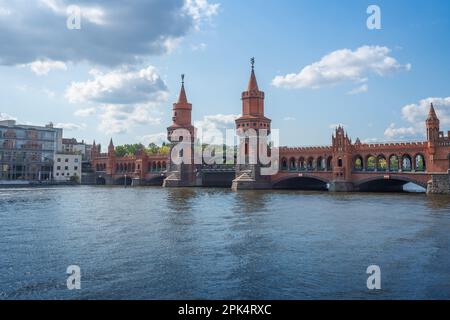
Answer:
[
  {"left": 354, "top": 156, "right": 363, "bottom": 171},
  {"left": 366, "top": 155, "right": 376, "bottom": 171},
  {"left": 389, "top": 155, "right": 399, "bottom": 172},
  {"left": 317, "top": 157, "right": 324, "bottom": 171},
  {"left": 289, "top": 157, "right": 297, "bottom": 171},
  {"left": 326, "top": 156, "right": 333, "bottom": 171},
  {"left": 307, "top": 157, "right": 314, "bottom": 171},
  {"left": 281, "top": 158, "right": 288, "bottom": 171},
  {"left": 402, "top": 155, "right": 412, "bottom": 171},
  {"left": 377, "top": 155, "right": 387, "bottom": 171},
  {"left": 337, "top": 158, "right": 343, "bottom": 168},
  {"left": 298, "top": 157, "right": 306, "bottom": 171},
  {"left": 415, "top": 154, "right": 426, "bottom": 171}
]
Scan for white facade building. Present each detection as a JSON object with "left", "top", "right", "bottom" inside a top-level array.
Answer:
[{"left": 53, "top": 153, "right": 82, "bottom": 183}]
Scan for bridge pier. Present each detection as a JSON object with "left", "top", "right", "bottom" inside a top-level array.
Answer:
[
  {"left": 328, "top": 181, "right": 354, "bottom": 192},
  {"left": 427, "top": 172, "right": 450, "bottom": 195}
]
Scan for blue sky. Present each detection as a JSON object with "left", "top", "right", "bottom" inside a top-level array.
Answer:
[{"left": 0, "top": 0, "right": 449, "bottom": 149}]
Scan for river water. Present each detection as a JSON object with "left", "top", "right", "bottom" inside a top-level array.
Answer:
[{"left": 0, "top": 186, "right": 449, "bottom": 300}]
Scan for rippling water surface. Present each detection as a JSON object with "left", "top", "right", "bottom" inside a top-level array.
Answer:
[{"left": 0, "top": 186, "right": 449, "bottom": 300}]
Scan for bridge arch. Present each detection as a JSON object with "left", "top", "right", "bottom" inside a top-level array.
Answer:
[
  {"left": 281, "top": 157, "right": 288, "bottom": 171},
  {"left": 388, "top": 154, "right": 399, "bottom": 172},
  {"left": 272, "top": 175, "right": 329, "bottom": 191},
  {"left": 402, "top": 154, "right": 412, "bottom": 172},
  {"left": 289, "top": 157, "right": 297, "bottom": 171},
  {"left": 414, "top": 153, "right": 426, "bottom": 172},
  {"left": 326, "top": 156, "right": 333, "bottom": 171},
  {"left": 366, "top": 155, "right": 376, "bottom": 171},
  {"left": 354, "top": 155, "right": 364, "bottom": 171},
  {"left": 377, "top": 154, "right": 387, "bottom": 172},
  {"left": 115, "top": 176, "right": 132, "bottom": 186},
  {"left": 299, "top": 157, "right": 306, "bottom": 171},
  {"left": 307, "top": 157, "right": 314, "bottom": 171},
  {"left": 355, "top": 176, "right": 427, "bottom": 192},
  {"left": 317, "top": 157, "right": 325, "bottom": 171}
]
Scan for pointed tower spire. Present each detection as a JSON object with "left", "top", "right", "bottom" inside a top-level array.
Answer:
[
  {"left": 169, "top": 74, "right": 193, "bottom": 129},
  {"left": 177, "top": 74, "right": 188, "bottom": 104},
  {"left": 428, "top": 103, "right": 438, "bottom": 120},
  {"left": 426, "top": 103, "right": 440, "bottom": 142},
  {"left": 247, "top": 57, "right": 259, "bottom": 91},
  {"left": 109, "top": 138, "right": 114, "bottom": 148}
]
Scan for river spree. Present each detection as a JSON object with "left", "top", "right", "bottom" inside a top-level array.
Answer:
[{"left": 0, "top": 186, "right": 449, "bottom": 300}]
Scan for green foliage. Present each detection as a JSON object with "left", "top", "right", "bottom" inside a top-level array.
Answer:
[{"left": 114, "top": 143, "right": 145, "bottom": 157}]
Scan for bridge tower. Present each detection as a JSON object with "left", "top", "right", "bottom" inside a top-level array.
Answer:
[
  {"left": 329, "top": 126, "right": 354, "bottom": 192},
  {"left": 106, "top": 138, "right": 116, "bottom": 176},
  {"left": 232, "top": 58, "right": 273, "bottom": 190},
  {"left": 426, "top": 103, "right": 440, "bottom": 143},
  {"left": 426, "top": 103, "right": 441, "bottom": 168},
  {"left": 163, "top": 75, "right": 199, "bottom": 187}
]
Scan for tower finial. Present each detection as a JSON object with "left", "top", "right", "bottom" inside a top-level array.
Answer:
[
  {"left": 251, "top": 57, "right": 255, "bottom": 70},
  {"left": 181, "top": 74, "right": 185, "bottom": 85}
]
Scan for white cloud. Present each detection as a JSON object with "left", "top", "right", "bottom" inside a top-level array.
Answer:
[
  {"left": 0, "top": 0, "right": 219, "bottom": 67},
  {"left": 55, "top": 122, "right": 86, "bottom": 131},
  {"left": 0, "top": 113, "right": 17, "bottom": 121},
  {"left": 272, "top": 46, "right": 411, "bottom": 90},
  {"left": 24, "top": 59, "right": 67, "bottom": 75},
  {"left": 66, "top": 66, "right": 168, "bottom": 134},
  {"left": 66, "top": 66, "right": 168, "bottom": 104},
  {"left": 163, "top": 37, "right": 183, "bottom": 54},
  {"left": 40, "top": 0, "right": 106, "bottom": 25},
  {"left": 384, "top": 123, "right": 418, "bottom": 139},
  {"left": 138, "top": 132, "right": 167, "bottom": 146},
  {"left": 194, "top": 114, "right": 239, "bottom": 144},
  {"left": 283, "top": 117, "right": 296, "bottom": 121},
  {"left": 98, "top": 104, "right": 162, "bottom": 135},
  {"left": 74, "top": 108, "right": 96, "bottom": 117},
  {"left": 194, "top": 114, "right": 239, "bottom": 131},
  {"left": 383, "top": 97, "right": 450, "bottom": 140},
  {"left": 184, "top": 0, "right": 220, "bottom": 29},
  {"left": 347, "top": 84, "right": 368, "bottom": 95}
]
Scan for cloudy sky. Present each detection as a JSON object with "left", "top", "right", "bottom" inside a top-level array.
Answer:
[{"left": 0, "top": 0, "right": 449, "bottom": 148}]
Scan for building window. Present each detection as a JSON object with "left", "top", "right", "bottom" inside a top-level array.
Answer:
[
  {"left": 65, "top": 158, "right": 69, "bottom": 162},
  {"left": 57, "top": 158, "right": 61, "bottom": 162},
  {"left": 74, "top": 158, "right": 79, "bottom": 163},
  {"left": 56, "top": 173, "right": 59, "bottom": 176},
  {"left": 57, "top": 166, "right": 61, "bottom": 170},
  {"left": 65, "top": 166, "right": 69, "bottom": 170},
  {"left": 74, "top": 166, "right": 78, "bottom": 171}
]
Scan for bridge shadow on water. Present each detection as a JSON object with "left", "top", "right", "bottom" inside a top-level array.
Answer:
[
  {"left": 273, "top": 177, "right": 328, "bottom": 191},
  {"left": 272, "top": 176, "right": 427, "bottom": 194}
]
